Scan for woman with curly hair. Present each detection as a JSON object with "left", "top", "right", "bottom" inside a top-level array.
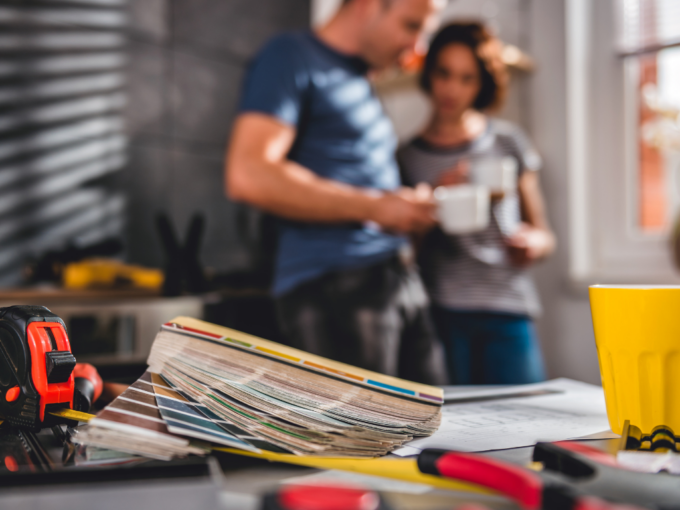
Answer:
[{"left": 399, "top": 23, "right": 555, "bottom": 385}]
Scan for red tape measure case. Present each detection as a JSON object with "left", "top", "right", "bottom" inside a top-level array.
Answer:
[{"left": 0, "top": 306, "right": 76, "bottom": 431}]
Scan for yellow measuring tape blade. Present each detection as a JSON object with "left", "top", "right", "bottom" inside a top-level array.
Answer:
[
  {"left": 49, "top": 408, "right": 96, "bottom": 422},
  {"left": 213, "top": 447, "right": 494, "bottom": 495}
]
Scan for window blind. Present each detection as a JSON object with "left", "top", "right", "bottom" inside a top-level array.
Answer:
[
  {"left": 620, "top": 0, "right": 680, "bottom": 56},
  {"left": 0, "top": 0, "right": 127, "bottom": 286}
]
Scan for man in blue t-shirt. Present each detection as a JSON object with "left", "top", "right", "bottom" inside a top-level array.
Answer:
[{"left": 225, "top": 0, "right": 446, "bottom": 384}]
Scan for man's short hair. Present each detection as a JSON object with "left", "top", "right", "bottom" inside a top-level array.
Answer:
[{"left": 420, "top": 22, "right": 508, "bottom": 111}]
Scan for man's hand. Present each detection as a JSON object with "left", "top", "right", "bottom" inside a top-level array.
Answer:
[
  {"left": 506, "top": 223, "right": 555, "bottom": 267},
  {"left": 368, "top": 183, "right": 437, "bottom": 235}
]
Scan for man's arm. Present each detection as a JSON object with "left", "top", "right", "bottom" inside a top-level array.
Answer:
[{"left": 225, "top": 113, "right": 436, "bottom": 234}]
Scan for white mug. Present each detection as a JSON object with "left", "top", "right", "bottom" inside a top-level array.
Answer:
[
  {"left": 434, "top": 184, "right": 490, "bottom": 235},
  {"left": 470, "top": 156, "right": 518, "bottom": 194}
]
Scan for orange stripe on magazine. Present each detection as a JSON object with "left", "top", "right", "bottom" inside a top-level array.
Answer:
[{"left": 304, "top": 361, "right": 364, "bottom": 381}]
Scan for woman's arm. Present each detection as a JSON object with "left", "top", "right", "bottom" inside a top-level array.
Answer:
[{"left": 506, "top": 171, "right": 556, "bottom": 266}]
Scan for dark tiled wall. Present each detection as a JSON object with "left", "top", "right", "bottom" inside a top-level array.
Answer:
[{"left": 124, "top": 0, "right": 310, "bottom": 272}]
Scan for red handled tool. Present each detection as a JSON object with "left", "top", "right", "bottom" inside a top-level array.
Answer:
[
  {"left": 0, "top": 306, "right": 102, "bottom": 431},
  {"left": 418, "top": 443, "right": 680, "bottom": 510},
  {"left": 418, "top": 449, "right": 543, "bottom": 509},
  {"left": 260, "top": 485, "right": 393, "bottom": 510}
]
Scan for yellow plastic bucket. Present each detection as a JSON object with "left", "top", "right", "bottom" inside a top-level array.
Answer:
[{"left": 590, "top": 285, "right": 680, "bottom": 435}]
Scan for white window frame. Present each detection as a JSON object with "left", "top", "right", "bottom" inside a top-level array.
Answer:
[{"left": 566, "top": 0, "right": 680, "bottom": 285}]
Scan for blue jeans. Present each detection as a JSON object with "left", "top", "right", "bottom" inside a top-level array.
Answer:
[{"left": 431, "top": 307, "right": 546, "bottom": 385}]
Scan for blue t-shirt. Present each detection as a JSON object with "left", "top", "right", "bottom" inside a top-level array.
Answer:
[{"left": 239, "top": 31, "right": 405, "bottom": 296}]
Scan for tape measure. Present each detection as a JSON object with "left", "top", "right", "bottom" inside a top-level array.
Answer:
[
  {"left": 48, "top": 408, "right": 95, "bottom": 423},
  {"left": 0, "top": 305, "right": 102, "bottom": 431}
]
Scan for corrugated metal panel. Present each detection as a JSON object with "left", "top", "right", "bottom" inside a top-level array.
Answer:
[{"left": 0, "top": 0, "right": 127, "bottom": 286}]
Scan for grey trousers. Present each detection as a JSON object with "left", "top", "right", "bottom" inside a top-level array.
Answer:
[{"left": 275, "top": 255, "right": 448, "bottom": 386}]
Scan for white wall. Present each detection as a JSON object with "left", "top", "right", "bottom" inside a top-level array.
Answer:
[
  {"left": 527, "top": 0, "right": 601, "bottom": 384},
  {"left": 311, "top": 0, "right": 342, "bottom": 27}
]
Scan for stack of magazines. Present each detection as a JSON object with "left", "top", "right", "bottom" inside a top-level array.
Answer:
[{"left": 75, "top": 317, "right": 443, "bottom": 460}]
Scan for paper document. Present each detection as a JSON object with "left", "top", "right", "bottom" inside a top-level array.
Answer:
[
  {"left": 443, "top": 381, "right": 562, "bottom": 402},
  {"left": 394, "top": 378, "right": 615, "bottom": 456}
]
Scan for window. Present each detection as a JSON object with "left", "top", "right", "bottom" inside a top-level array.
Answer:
[
  {"left": 620, "top": 0, "right": 680, "bottom": 234},
  {"left": 567, "top": 0, "right": 680, "bottom": 283}
]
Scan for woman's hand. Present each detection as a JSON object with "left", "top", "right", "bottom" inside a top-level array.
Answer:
[
  {"left": 436, "top": 160, "right": 469, "bottom": 187},
  {"left": 506, "top": 223, "right": 556, "bottom": 267}
]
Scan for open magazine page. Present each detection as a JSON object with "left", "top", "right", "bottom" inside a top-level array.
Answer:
[{"left": 72, "top": 372, "right": 208, "bottom": 461}]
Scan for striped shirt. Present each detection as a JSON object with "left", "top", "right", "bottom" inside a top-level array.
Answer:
[{"left": 398, "top": 118, "right": 543, "bottom": 317}]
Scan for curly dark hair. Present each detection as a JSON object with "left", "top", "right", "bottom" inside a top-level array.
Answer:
[{"left": 420, "top": 22, "right": 508, "bottom": 111}]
